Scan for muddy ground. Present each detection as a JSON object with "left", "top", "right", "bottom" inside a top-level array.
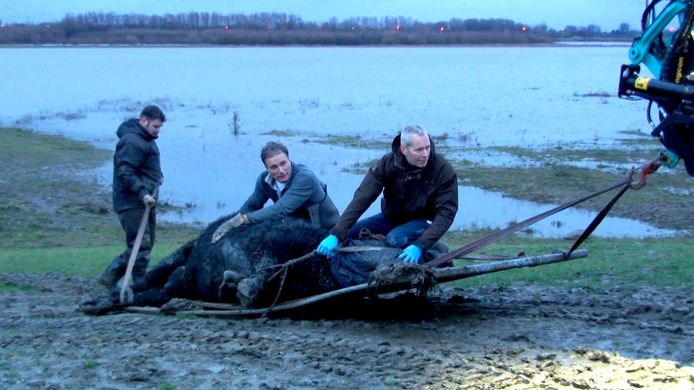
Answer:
[
  {"left": 1, "top": 128, "right": 692, "bottom": 389},
  {"left": 1, "top": 272, "right": 691, "bottom": 389}
]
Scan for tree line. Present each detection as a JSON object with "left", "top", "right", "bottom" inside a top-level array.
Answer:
[{"left": 0, "top": 11, "right": 639, "bottom": 45}]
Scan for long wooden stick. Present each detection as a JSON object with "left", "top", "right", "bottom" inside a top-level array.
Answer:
[
  {"left": 119, "top": 204, "right": 151, "bottom": 304},
  {"left": 167, "top": 249, "right": 588, "bottom": 318},
  {"left": 434, "top": 249, "right": 587, "bottom": 283}
]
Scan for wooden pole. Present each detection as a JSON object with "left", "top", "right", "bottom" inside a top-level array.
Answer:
[
  {"left": 119, "top": 204, "right": 151, "bottom": 304},
  {"left": 434, "top": 249, "right": 588, "bottom": 283},
  {"left": 162, "top": 249, "right": 589, "bottom": 318}
]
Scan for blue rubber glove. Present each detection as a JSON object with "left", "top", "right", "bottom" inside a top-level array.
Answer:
[
  {"left": 317, "top": 235, "right": 339, "bottom": 257},
  {"left": 399, "top": 245, "right": 423, "bottom": 264}
]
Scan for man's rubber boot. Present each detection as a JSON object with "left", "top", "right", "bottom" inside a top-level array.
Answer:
[
  {"left": 97, "top": 256, "right": 126, "bottom": 289},
  {"left": 430, "top": 240, "right": 449, "bottom": 254},
  {"left": 429, "top": 241, "right": 453, "bottom": 267}
]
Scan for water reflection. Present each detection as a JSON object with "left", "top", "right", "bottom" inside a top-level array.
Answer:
[
  {"left": 452, "top": 186, "right": 674, "bottom": 238},
  {"left": 92, "top": 139, "right": 675, "bottom": 239}
]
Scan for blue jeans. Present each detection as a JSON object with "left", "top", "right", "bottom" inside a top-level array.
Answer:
[{"left": 347, "top": 213, "right": 430, "bottom": 248}]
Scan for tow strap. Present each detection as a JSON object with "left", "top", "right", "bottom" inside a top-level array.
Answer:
[{"left": 426, "top": 168, "right": 643, "bottom": 268}]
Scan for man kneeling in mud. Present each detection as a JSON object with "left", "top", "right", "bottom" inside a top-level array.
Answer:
[
  {"left": 317, "top": 125, "right": 458, "bottom": 265},
  {"left": 209, "top": 141, "right": 340, "bottom": 303}
]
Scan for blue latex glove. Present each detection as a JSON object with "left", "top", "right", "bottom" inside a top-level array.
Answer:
[
  {"left": 317, "top": 235, "right": 339, "bottom": 257},
  {"left": 399, "top": 245, "right": 423, "bottom": 264}
]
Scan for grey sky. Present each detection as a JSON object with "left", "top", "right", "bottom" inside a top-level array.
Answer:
[{"left": 1, "top": 0, "right": 646, "bottom": 31}]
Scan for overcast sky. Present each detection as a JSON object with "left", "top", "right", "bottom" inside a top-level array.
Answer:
[{"left": 1, "top": 0, "right": 647, "bottom": 31}]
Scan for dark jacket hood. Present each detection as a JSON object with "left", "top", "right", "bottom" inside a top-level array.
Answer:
[{"left": 117, "top": 118, "right": 156, "bottom": 141}]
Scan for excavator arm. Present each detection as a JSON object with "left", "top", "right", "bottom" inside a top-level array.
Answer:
[{"left": 618, "top": 0, "right": 694, "bottom": 176}]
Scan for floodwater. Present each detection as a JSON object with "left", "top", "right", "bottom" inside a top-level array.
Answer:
[{"left": 0, "top": 45, "right": 674, "bottom": 238}]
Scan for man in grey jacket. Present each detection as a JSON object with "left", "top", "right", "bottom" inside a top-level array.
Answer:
[
  {"left": 211, "top": 141, "right": 339, "bottom": 243},
  {"left": 98, "top": 105, "right": 166, "bottom": 288}
]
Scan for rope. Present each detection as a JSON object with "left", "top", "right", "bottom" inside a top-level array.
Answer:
[
  {"left": 263, "top": 265, "right": 290, "bottom": 316},
  {"left": 266, "top": 250, "right": 317, "bottom": 281},
  {"left": 262, "top": 246, "right": 385, "bottom": 315},
  {"left": 567, "top": 179, "right": 631, "bottom": 256},
  {"left": 263, "top": 246, "right": 384, "bottom": 279},
  {"left": 426, "top": 169, "right": 643, "bottom": 268}
]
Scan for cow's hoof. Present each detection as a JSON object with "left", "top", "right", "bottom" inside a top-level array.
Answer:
[
  {"left": 237, "top": 277, "right": 263, "bottom": 307},
  {"left": 160, "top": 298, "right": 204, "bottom": 314},
  {"left": 223, "top": 270, "right": 244, "bottom": 284},
  {"left": 78, "top": 296, "right": 122, "bottom": 315}
]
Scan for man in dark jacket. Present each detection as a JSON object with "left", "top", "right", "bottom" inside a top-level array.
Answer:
[
  {"left": 97, "top": 105, "right": 166, "bottom": 288},
  {"left": 211, "top": 141, "right": 339, "bottom": 243},
  {"left": 316, "top": 125, "right": 458, "bottom": 264}
]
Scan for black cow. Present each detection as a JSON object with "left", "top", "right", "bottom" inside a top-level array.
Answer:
[
  {"left": 79, "top": 215, "right": 443, "bottom": 315},
  {"left": 81, "top": 216, "right": 367, "bottom": 314}
]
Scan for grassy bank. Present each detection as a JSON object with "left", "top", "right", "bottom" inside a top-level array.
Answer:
[
  {"left": 445, "top": 232, "right": 692, "bottom": 289},
  {"left": 0, "top": 127, "right": 690, "bottom": 291},
  {"left": 446, "top": 146, "right": 693, "bottom": 232},
  {"left": 0, "top": 127, "right": 198, "bottom": 278}
]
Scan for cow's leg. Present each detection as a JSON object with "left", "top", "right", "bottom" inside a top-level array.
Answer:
[
  {"left": 129, "top": 265, "right": 188, "bottom": 307},
  {"left": 236, "top": 255, "right": 276, "bottom": 307},
  {"left": 131, "top": 239, "right": 195, "bottom": 293}
]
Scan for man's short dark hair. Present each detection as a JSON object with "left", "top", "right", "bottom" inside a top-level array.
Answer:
[
  {"left": 140, "top": 105, "right": 166, "bottom": 122},
  {"left": 261, "top": 141, "right": 289, "bottom": 163}
]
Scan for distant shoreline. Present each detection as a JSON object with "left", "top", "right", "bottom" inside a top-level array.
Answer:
[{"left": 0, "top": 41, "right": 632, "bottom": 49}]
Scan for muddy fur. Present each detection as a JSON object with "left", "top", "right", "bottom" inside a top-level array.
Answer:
[
  {"left": 145, "top": 215, "right": 338, "bottom": 306},
  {"left": 367, "top": 263, "right": 436, "bottom": 297},
  {"left": 189, "top": 215, "right": 338, "bottom": 306}
]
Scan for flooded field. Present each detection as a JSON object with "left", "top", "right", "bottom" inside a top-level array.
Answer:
[{"left": 0, "top": 45, "right": 680, "bottom": 237}]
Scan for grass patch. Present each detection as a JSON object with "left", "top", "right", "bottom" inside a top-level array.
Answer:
[
  {"left": 341, "top": 160, "right": 375, "bottom": 174},
  {"left": 0, "top": 127, "right": 197, "bottom": 250},
  {"left": 0, "top": 128, "right": 118, "bottom": 248},
  {"left": 444, "top": 232, "right": 693, "bottom": 289},
  {"left": 455, "top": 143, "right": 660, "bottom": 165},
  {"left": 0, "top": 127, "right": 108, "bottom": 167},
  {"left": 574, "top": 91, "right": 612, "bottom": 98},
  {"left": 446, "top": 156, "right": 693, "bottom": 231},
  {"left": 260, "top": 129, "right": 302, "bottom": 137},
  {"left": 159, "top": 382, "right": 176, "bottom": 390},
  {"left": 617, "top": 129, "right": 651, "bottom": 138},
  {"left": 314, "top": 134, "right": 389, "bottom": 149},
  {"left": 0, "top": 243, "right": 187, "bottom": 277},
  {"left": 0, "top": 282, "right": 39, "bottom": 293}
]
